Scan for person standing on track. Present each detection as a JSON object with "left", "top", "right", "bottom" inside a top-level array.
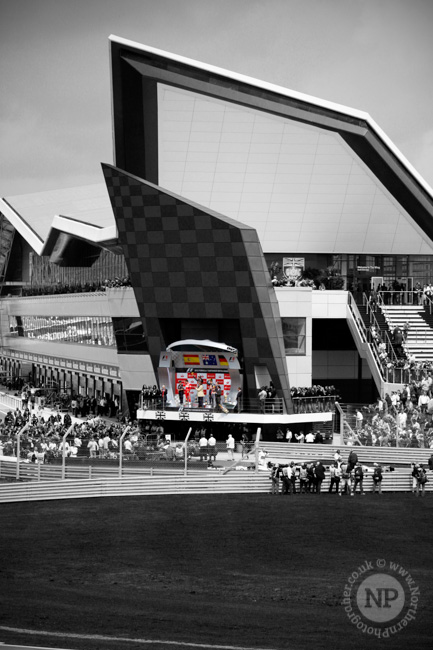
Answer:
[{"left": 226, "top": 433, "right": 235, "bottom": 460}]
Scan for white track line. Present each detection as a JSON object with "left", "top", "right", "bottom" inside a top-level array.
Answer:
[{"left": 0, "top": 627, "right": 278, "bottom": 650}]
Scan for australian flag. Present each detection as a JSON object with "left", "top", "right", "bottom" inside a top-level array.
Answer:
[{"left": 202, "top": 354, "right": 217, "bottom": 366}]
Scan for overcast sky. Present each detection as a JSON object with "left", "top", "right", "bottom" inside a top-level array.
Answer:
[{"left": 1, "top": 0, "right": 432, "bottom": 197}]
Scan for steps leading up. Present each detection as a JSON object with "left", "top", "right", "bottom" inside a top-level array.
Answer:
[{"left": 381, "top": 305, "right": 433, "bottom": 360}]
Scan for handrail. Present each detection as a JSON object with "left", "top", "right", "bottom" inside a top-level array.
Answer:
[
  {"left": 377, "top": 290, "right": 416, "bottom": 306},
  {"left": 3, "top": 291, "right": 108, "bottom": 301},
  {"left": 424, "top": 294, "right": 433, "bottom": 316},
  {"left": 334, "top": 401, "right": 345, "bottom": 442},
  {"left": 349, "top": 293, "right": 410, "bottom": 386},
  {"left": 348, "top": 294, "right": 384, "bottom": 379},
  {"left": 15, "top": 422, "right": 30, "bottom": 481},
  {"left": 61, "top": 423, "right": 75, "bottom": 480},
  {"left": 184, "top": 427, "right": 192, "bottom": 476},
  {"left": 347, "top": 292, "right": 368, "bottom": 343},
  {"left": 118, "top": 426, "right": 131, "bottom": 478},
  {"left": 291, "top": 395, "right": 336, "bottom": 413},
  {"left": 141, "top": 395, "right": 288, "bottom": 415},
  {"left": 369, "top": 299, "right": 413, "bottom": 384}
]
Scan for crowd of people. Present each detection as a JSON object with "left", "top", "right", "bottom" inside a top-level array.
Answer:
[
  {"left": 257, "top": 383, "right": 279, "bottom": 413},
  {"left": 21, "top": 276, "right": 132, "bottom": 297},
  {"left": 367, "top": 319, "right": 433, "bottom": 382},
  {"left": 256, "top": 384, "right": 339, "bottom": 415},
  {"left": 265, "top": 448, "right": 431, "bottom": 496},
  {"left": 368, "top": 281, "right": 433, "bottom": 307},
  {"left": 0, "top": 406, "right": 134, "bottom": 463},
  {"left": 290, "top": 385, "right": 339, "bottom": 413},
  {"left": 411, "top": 462, "right": 429, "bottom": 496},
  {"left": 346, "top": 377, "right": 433, "bottom": 448},
  {"left": 141, "top": 378, "right": 232, "bottom": 412},
  {"left": 1, "top": 400, "right": 432, "bottom": 498},
  {"left": 369, "top": 322, "right": 413, "bottom": 378},
  {"left": 0, "top": 400, "right": 250, "bottom": 465},
  {"left": 0, "top": 376, "right": 122, "bottom": 420}
]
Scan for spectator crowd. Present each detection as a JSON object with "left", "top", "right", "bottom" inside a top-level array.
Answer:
[
  {"left": 0, "top": 406, "right": 133, "bottom": 463},
  {"left": 345, "top": 376, "right": 433, "bottom": 448},
  {"left": 290, "top": 385, "right": 339, "bottom": 413},
  {"left": 266, "top": 448, "right": 431, "bottom": 496},
  {"left": 21, "top": 276, "right": 132, "bottom": 297}
]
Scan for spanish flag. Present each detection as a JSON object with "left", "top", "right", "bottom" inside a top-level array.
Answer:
[
  {"left": 183, "top": 354, "right": 200, "bottom": 365},
  {"left": 218, "top": 355, "right": 229, "bottom": 367}
]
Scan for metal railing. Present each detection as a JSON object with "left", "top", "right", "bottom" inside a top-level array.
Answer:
[
  {"left": 0, "top": 425, "right": 266, "bottom": 481},
  {"left": 348, "top": 293, "right": 389, "bottom": 384},
  {"left": 359, "top": 293, "right": 411, "bottom": 385},
  {"left": 375, "top": 290, "right": 415, "bottom": 306},
  {"left": 1, "top": 449, "right": 431, "bottom": 503},
  {"left": 291, "top": 396, "right": 337, "bottom": 413},
  {"left": 4, "top": 291, "right": 108, "bottom": 301},
  {"left": 335, "top": 402, "right": 433, "bottom": 449},
  {"left": 140, "top": 395, "right": 286, "bottom": 414},
  {"left": 424, "top": 294, "right": 433, "bottom": 315},
  {"left": 0, "top": 391, "right": 22, "bottom": 410},
  {"left": 0, "top": 473, "right": 272, "bottom": 503}
]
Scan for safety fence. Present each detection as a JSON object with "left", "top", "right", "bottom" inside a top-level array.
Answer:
[
  {"left": 0, "top": 459, "right": 207, "bottom": 482},
  {"left": 140, "top": 395, "right": 337, "bottom": 415},
  {"left": 0, "top": 439, "right": 254, "bottom": 477},
  {"left": 0, "top": 425, "right": 263, "bottom": 481},
  {"left": 0, "top": 464, "right": 430, "bottom": 503},
  {"left": 0, "top": 391, "right": 22, "bottom": 411},
  {"left": 0, "top": 473, "right": 270, "bottom": 503},
  {"left": 1, "top": 439, "right": 432, "bottom": 503},
  {"left": 260, "top": 441, "right": 433, "bottom": 467}
]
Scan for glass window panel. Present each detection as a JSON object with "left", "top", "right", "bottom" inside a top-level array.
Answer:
[
  {"left": 10, "top": 315, "right": 116, "bottom": 348},
  {"left": 281, "top": 317, "right": 306, "bottom": 356},
  {"left": 112, "top": 317, "right": 148, "bottom": 353}
]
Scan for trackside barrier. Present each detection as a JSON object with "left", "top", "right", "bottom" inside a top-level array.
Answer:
[
  {"left": 0, "top": 474, "right": 271, "bottom": 503},
  {"left": 0, "top": 461, "right": 206, "bottom": 482},
  {"left": 0, "top": 468, "right": 430, "bottom": 503}
]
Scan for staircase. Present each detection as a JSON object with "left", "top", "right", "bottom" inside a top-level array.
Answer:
[
  {"left": 381, "top": 305, "right": 433, "bottom": 360},
  {"left": 358, "top": 303, "right": 390, "bottom": 340},
  {"left": 347, "top": 294, "right": 401, "bottom": 394}
]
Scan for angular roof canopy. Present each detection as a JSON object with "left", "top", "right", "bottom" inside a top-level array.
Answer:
[
  {"left": 1, "top": 35, "right": 433, "bottom": 258},
  {"left": 0, "top": 184, "right": 118, "bottom": 259},
  {"left": 110, "top": 35, "right": 433, "bottom": 255}
]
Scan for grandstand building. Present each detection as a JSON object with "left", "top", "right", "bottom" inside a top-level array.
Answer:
[{"left": 1, "top": 35, "right": 433, "bottom": 425}]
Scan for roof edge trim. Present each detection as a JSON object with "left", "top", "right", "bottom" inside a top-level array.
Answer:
[
  {"left": 109, "top": 35, "right": 433, "bottom": 201},
  {"left": 0, "top": 198, "right": 44, "bottom": 255}
]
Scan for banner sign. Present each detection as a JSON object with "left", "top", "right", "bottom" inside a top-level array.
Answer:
[{"left": 283, "top": 257, "right": 305, "bottom": 282}]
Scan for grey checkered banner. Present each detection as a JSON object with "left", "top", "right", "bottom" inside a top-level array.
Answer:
[{"left": 102, "top": 163, "right": 292, "bottom": 413}]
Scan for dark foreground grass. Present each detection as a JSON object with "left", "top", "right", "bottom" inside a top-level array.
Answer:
[{"left": 0, "top": 493, "right": 432, "bottom": 650}]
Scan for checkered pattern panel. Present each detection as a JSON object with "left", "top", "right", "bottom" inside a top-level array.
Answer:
[{"left": 102, "top": 164, "right": 292, "bottom": 412}]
